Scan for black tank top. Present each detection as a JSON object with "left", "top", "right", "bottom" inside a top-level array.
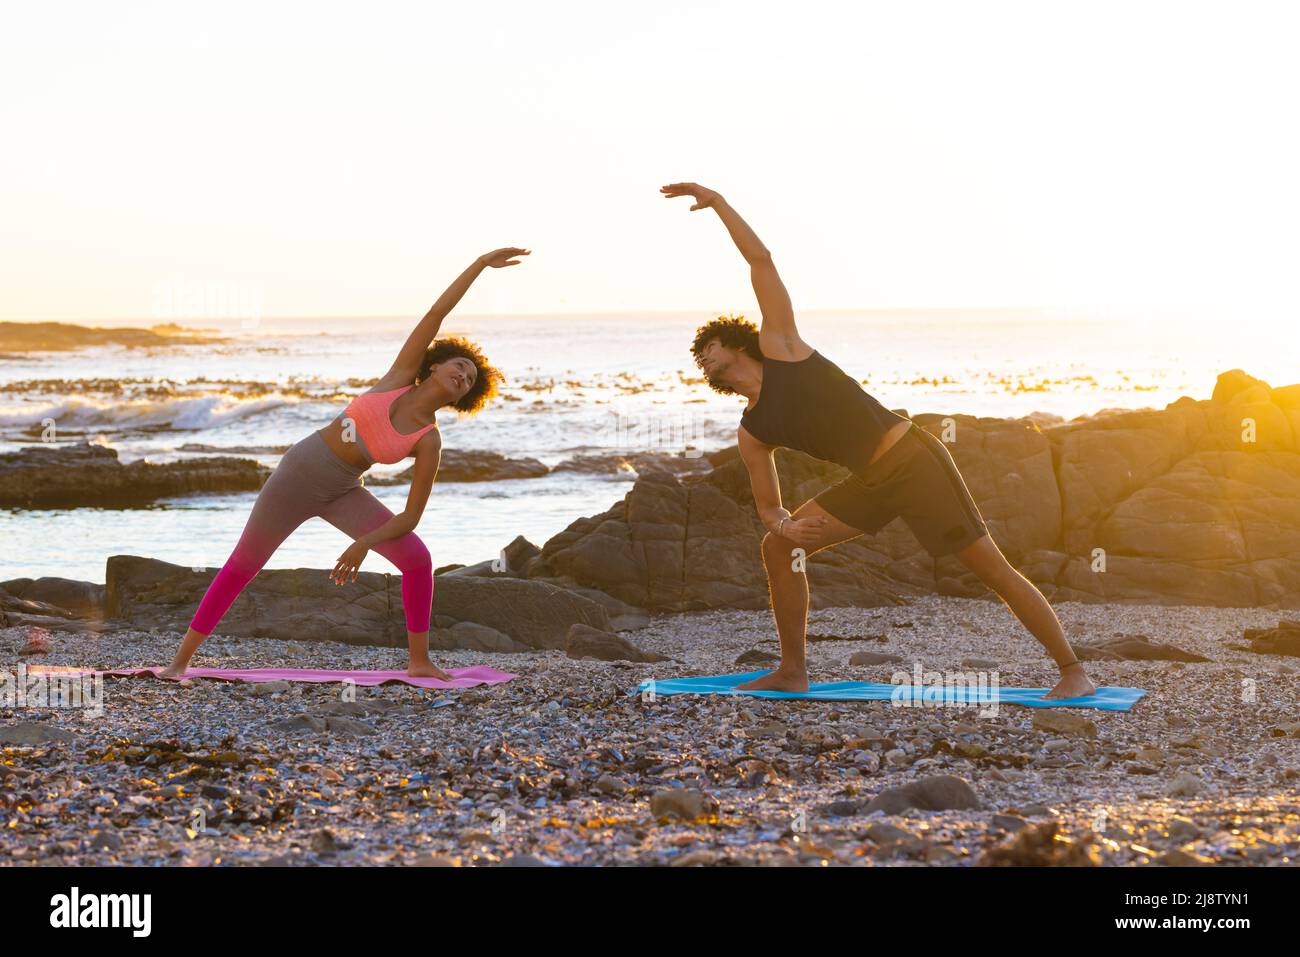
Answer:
[{"left": 739, "top": 349, "right": 910, "bottom": 476}]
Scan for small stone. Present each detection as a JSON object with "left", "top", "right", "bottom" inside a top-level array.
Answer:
[
  {"left": 310, "top": 829, "right": 339, "bottom": 855},
  {"left": 865, "top": 775, "right": 980, "bottom": 814},
  {"left": 1158, "top": 847, "right": 1212, "bottom": 866},
  {"left": 1032, "top": 711, "right": 1098, "bottom": 739},
  {"left": 251, "top": 680, "right": 291, "bottom": 696},
  {"left": 1167, "top": 772, "right": 1203, "bottom": 797},
  {"left": 992, "top": 813, "right": 1028, "bottom": 831},
  {"left": 89, "top": 830, "right": 122, "bottom": 851},
  {"left": 0, "top": 723, "right": 78, "bottom": 745},
  {"left": 649, "top": 789, "right": 718, "bottom": 821},
  {"left": 849, "top": 651, "right": 904, "bottom": 666}
]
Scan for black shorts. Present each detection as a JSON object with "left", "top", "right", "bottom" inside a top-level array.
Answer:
[{"left": 813, "top": 423, "right": 989, "bottom": 557}]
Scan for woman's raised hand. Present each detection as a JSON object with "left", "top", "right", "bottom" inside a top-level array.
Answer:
[
  {"left": 660, "top": 182, "right": 722, "bottom": 211},
  {"left": 477, "top": 247, "right": 531, "bottom": 268}
]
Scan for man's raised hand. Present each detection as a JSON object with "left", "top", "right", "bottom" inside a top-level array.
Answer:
[{"left": 661, "top": 182, "right": 722, "bottom": 211}]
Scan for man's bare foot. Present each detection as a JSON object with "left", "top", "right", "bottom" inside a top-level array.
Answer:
[
  {"left": 1043, "top": 668, "right": 1096, "bottom": 699},
  {"left": 736, "top": 667, "right": 810, "bottom": 693},
  {"left": 407, "top": 661, "right": 454, "bottom": 681}
]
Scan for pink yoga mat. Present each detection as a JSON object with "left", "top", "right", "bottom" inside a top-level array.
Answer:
[{"left": 33, "top": 665, "right": 517, "bottom": 690}]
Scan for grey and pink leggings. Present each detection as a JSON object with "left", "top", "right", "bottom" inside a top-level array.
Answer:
[{"left": 190, "top": 430, "right": 434, "bottom": 636}]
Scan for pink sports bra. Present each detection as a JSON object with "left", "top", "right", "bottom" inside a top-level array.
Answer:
[{"left": 340, "top": 385, "right": 438, "bottom": 465}]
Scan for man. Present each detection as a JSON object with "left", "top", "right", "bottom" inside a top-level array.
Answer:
[{"left": 661, "top": 181, "right": 1094, "bottom": 700}]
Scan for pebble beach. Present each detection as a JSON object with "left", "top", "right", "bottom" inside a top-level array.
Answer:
[{"left": 4, "top": 597, "right": 1297, "bottom": 867}]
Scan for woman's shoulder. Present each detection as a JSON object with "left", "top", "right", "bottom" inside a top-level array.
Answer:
[{"left": 366, "top": 366, "right": 418, "bottom": 394}]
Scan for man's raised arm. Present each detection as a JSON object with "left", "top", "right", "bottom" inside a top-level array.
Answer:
[{"left": 662, "top": 182, "right": 809, "bottom": 361}]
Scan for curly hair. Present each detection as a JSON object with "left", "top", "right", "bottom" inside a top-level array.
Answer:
[
  {"left": 690, "top": 315, "right": 762, "bottom": 395},
  {"left": 416, "top": 335, "right": 504, "bottom": 414}
]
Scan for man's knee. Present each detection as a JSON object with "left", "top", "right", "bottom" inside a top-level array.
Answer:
[{"left": 761, "top": 531, "right": 801, "bottom": 574}]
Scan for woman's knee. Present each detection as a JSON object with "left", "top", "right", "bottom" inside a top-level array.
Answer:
[{"left": 390, "top": 533, "right": 432, "bottom": 574}]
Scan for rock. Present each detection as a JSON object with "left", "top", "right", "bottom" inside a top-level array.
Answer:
[
  {"left": 105, "top": 555, "right": 611, "bottom": 649},
  {"left": 250, "top": 680, "right": 291, "bottom": 696},
  {"left": 411, "top": 854, "right": 457, "bottom": 866},
  {"left": 0, "top": 442, "right": 269, "bottom": 508},
  {"left": 1242, "top": 620, "right": 1300, "bottom": 657},
  {"left": 736, "top": 649, "right": 781, "bottom": 665},
  {"left": 864, "top": 775, "right": 981, "bottom": 814},
  {"left": 849, "top": 651, "right": 905, "bottom": 665},
  {"left": 1158, "top": 847, "right": 1213, "bottom": 866},
  {"left": 565, "top": 623, "right": 668, "bottom": 662},
  {"left": 865, "top": 822, "right": 926, "bottom": 854},
  {"left": 18, "top": 627, "right": 51, "bottom": 655},
  {"left": 312, "top": 700, "right": 404, "bottom": 717},
  {"left": 497, "top": 853, "right": 554, "bottom": 867},
  {"left": 525, "top": 371, "right": 1300, "bottom": 610},
  {"left": 1032, "top": 711, "right": 1098, "bottom": 739},
  {"left": 992, "top": 813, "right": 1028, "bottom": 831},
  {"left": 1167, "top": 772, "right": 1203, "bottom": 797},
  {"left": 649, "top": 788, "right": 718, "bottom": 821},
  {"left": 432, "top": 621, "right": 531, "bottom": 653},
  {"left": 961, "top": 657, "right": 999, "bottom": 669},
  {"left": 0, "top": 723, "right": 78, "bottom": 745},
  {"left": 309, "top": 829, "right": 340, "bottom": 855},
  {"left": 551, "top": 450, "right": 714, "bottom": 479},
  {"left": 89, "top": 830, "right": 123, "bottom": 851},
  {"left": 266, "top": 715, "right": 329, "bottom": 734},
  {"left": 594, "top": 774, "right": 628, "bottom": 796},
  {"left": 0, "top": 577, "right": 105, "bottom": 619},
  {"left": 980, "top": 820, "right": 1100, "bottom": 866},
  {"left": 321, "top": 717, "right": 374, "bottom": 737},
  {"left": 823, "top": 799, "right": 863, "bottom": 817},
  {"left": 1078, "top": 635, "right": 1210, "bottom": 663},
  {"left": 377, "top": 449, "right": 549, "bottom": 484},
  {"left": 501, "top": 535, "right": 542, "bottom": 570}
]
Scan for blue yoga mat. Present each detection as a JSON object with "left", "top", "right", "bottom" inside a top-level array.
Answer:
[{"left": 634, "top": 670, "right": 1147, "bottom": 712}]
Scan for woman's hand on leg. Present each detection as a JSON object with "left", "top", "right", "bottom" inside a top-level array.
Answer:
[{"left": 332, "top": 541, "right": 370, "bottom": 584}]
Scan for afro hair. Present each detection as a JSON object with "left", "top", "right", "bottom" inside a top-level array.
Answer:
[
  {"left": 690, "top": 314, "right": 763, "bottom": 395},
  {"left": 416, "top": 335, "right": 504, "bottom": 414}
]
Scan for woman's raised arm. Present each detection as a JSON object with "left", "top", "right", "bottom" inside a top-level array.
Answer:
[{"left": 384, "top": 247, "right": 529, "bottom": 382}]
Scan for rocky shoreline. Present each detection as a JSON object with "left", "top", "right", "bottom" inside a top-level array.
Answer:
[
  {"left": 2, "top": 367, "right": 1298, "bottom": 866},
  {"left": 1, "top": 598, "right": 1296, "bottom": 866}
]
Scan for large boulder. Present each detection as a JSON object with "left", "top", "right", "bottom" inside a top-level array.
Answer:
[
  {"left": 528, "top": 416, "right": 1060, "bottom": 612},
  {"left": 0, "top": 577, "right": 105, "bottom": 619},
  {"left": 103, "top": 555, "right": 610, "bottom": 649},
  {"left": 373, "top": 448, "right": 550, "bottom": 484},
  {"left": 526, "top": 370, "right": 1300, "bottom": 611},
  {"left": 0, "top": 443, "right": 268, "bottom": 508}
]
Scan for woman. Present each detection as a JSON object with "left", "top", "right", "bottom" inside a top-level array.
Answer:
[{"left": 161, "top": 247, "right": 529, "bottom": 679}]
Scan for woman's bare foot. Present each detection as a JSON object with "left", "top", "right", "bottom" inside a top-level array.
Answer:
[
  {"left": 736, "top": 666, "right": 810, "bottom": 693},
  {"left": 159, "top": 664, "right": 187, "bottom": 680},
  {"left": 1043, "top": 666, "right": 1096, "bottom": 699},
  {"left": 407, "top": 660, "right": 454, "bottom": 681}
]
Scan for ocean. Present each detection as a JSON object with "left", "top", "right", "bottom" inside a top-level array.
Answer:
[{"left": 2, "top": 309, "right": 1293, "bottom": 584}]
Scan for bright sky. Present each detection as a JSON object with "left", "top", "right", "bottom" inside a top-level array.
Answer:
[{"left": 2, "top": 0, "right": 1298, "bottom": 324}]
